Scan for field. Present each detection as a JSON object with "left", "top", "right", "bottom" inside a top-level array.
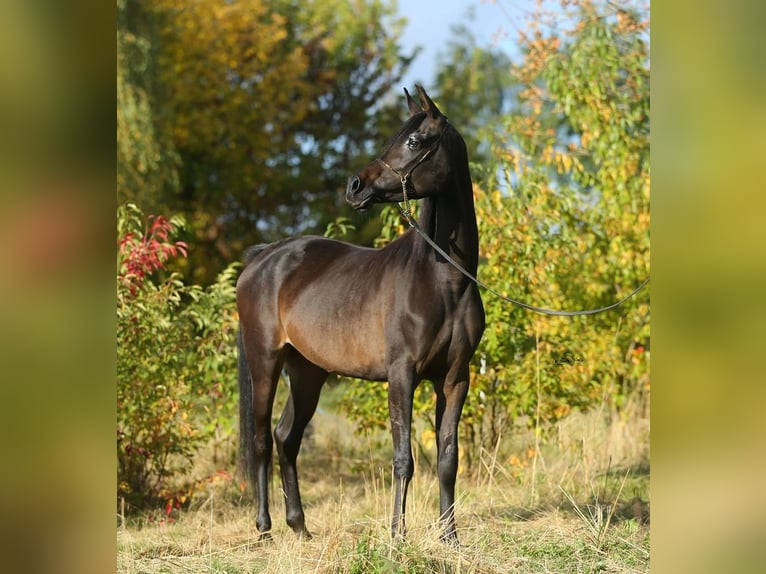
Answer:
[{"left": 117, "top": 388, "right": 649, "bottom": 573}]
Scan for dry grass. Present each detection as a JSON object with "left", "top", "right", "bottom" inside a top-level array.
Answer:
[{"left": 118, "top": 397, "right": 649, "bottom": 573}]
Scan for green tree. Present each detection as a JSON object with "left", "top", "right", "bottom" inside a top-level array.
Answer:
[
  {"left": 117, "top": 0, "right": 179, "bottom": 215},
  {"left": 433, "top": 19, "right": 516, "bottom": 170},
  {"left": 118, "top": 0, "right": 416, "bottom": 284}
]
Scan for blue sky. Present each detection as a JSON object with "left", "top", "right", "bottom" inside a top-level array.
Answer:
[{"left": 395, "top": 0, "right": 533, "bottom": 88}]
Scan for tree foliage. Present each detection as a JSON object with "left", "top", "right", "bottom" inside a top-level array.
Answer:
[
  {"left": 433, "top": 19, "right": 516, "bottom": 168},
  {"left": 117, "top": 0, "right": 179, "bottom": 215},
  {"left": 117, "top": 0, "right": 415, "bottom": 284}
]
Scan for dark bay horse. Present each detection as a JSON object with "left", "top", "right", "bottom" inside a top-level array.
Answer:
[{"left": 237, "top": 85, "right": 485, "bottom": 544}]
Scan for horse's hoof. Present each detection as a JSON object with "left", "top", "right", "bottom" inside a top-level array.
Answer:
[
  {"left": 440, "top": 531, "right": 460, "bottom": 548},
  {"left": 257, "top": 531, "right": 273, "bottom": 542}
]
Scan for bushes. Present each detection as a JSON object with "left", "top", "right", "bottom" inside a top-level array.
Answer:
[{"left": 117, "top": 204, "right": 239, "bottom": 510}]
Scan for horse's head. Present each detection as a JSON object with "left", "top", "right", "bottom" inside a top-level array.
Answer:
[{"left": 346, "top": 85, "right": 456, "bottom": 211}]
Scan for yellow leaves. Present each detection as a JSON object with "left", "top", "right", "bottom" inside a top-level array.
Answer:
[
  {"left": 557, "top": 151, "right": 575, "bottom": 174},
  {"left": 508, "top": 453, "right": 527, "bottom": 469},
  {"left": 554, "top": 404, "right": 571, "bottom": 419},
  {"left": 541, "top": 144, "right": 554, "bottom": 164},
  {"left": 523, "top": 35, "right": 561, "bottom": 79},
  {"left": 140, "top": 0, "right": 359, "bottom": 197},
  {"left": 616, "top": 8, "right": 649, "bottom": 36}
]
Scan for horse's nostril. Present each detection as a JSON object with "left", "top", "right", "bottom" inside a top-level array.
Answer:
[{"left": 347, "top": 175, "right": 361, "bottom": 195}]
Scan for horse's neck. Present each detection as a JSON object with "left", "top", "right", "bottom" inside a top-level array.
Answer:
[{"left": 418, "top": 180, "right": 479, "bottom": 275}]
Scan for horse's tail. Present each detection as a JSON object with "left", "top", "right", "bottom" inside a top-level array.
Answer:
[{"left": 237, "top": 327, "right": 257, "bottom": 492}]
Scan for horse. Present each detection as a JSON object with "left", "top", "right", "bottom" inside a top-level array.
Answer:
[{"left": 236, "top": 85, "right": 485, "bottom": 545}]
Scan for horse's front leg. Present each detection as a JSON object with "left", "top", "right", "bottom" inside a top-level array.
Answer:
[
  {"left": 434, "top": 367, "right": 470, "bottom": 546},
  {"left": 387, "top": 367, "right": 417, "bottom": 540}
]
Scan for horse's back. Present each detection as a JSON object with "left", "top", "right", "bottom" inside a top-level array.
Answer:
[{"left": 237, "top": 235, "right": 375, "bottom": 295}]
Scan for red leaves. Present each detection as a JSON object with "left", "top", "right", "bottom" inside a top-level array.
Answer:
[{"left": 118, "top": 214, "right": 188, "bottom": 296}]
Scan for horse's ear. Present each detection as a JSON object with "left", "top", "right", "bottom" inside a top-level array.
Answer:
[
  {"left": 404, "top": 87, "right": 422, "bottom": 116},
  {"left": 415, "top": 84, "right": 443, "bottom": 120}
]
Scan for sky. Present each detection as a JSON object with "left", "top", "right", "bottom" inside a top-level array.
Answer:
[{"left": 395, "top": 0, "right": 534, "bottom": 88}]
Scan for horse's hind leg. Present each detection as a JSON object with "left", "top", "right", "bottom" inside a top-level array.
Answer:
[
  {"left": 244, "top": 341, "right": 286, "bottom": 540},
  {"left": 275, "top": 350, "right": 327, "bottom": 538}
]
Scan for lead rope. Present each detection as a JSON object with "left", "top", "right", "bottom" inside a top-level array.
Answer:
[{"left": 395, "top": 197, "right": 649, "bottom": 317}]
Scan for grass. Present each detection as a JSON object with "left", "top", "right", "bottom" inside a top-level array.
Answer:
[{"left": 117, "top": 393, "right": 649, "bottom": 573}]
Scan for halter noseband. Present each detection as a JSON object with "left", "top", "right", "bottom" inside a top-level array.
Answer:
[{"left": 376, "top": 121, "right": 448, "bottom": 216}]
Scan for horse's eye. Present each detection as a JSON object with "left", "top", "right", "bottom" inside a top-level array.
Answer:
[{"left": 406, "top": 136, "right": 421, "bottom": 150}]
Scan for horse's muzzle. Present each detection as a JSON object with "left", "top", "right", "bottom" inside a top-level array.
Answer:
[{"left": 346, "top": 175, "right": 372, "bottom": 210}]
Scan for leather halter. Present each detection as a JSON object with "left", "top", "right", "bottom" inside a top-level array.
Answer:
[{"left": 376, "top": 121, "right": 448, "bottom": 216}]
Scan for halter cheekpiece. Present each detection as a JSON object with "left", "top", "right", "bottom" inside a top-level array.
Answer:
[{"left": 376, "top": 120, "right": 449, "bottom": 217}]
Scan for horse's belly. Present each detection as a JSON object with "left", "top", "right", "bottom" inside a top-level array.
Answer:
[{"left": 283, "top": 313, "right": 388, "bottom": 380}]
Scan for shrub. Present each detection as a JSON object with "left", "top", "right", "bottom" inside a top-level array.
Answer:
[{"left": 117, "top": 203, "right": 239, "bottom": 510}]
